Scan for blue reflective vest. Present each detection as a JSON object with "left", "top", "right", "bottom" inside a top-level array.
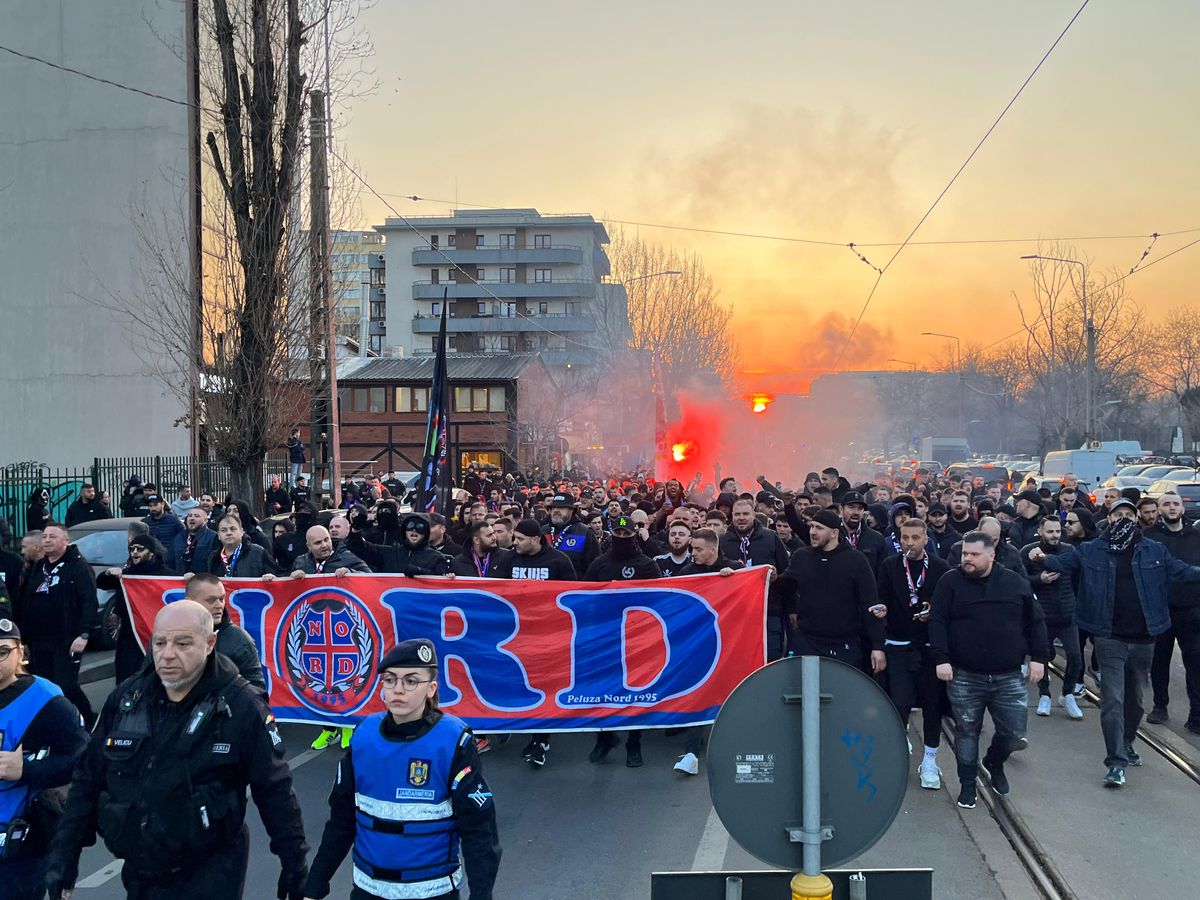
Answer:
[
  {"left": 0, "top": 677, "right": 62, "bottom": 833},
  {"left": 351, "top": 712, "right": 469, "bottom": 899}
]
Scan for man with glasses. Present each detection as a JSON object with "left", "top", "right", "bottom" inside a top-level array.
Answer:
[{"left": 303, "top": 639, "right": 500, "bottom": 900}]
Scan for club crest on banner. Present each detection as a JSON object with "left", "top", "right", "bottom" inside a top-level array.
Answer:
[{"left": 277, "top": 588, "right": 381, "bottom": 715}]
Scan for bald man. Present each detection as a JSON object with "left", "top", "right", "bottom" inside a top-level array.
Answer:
[
  {"left": 289, "top": 524, "right": 371, "bottom": 577},
  {"left": 45, "top": 598, "right": 310, "bottom": 899},
  {"left": 184, "top": 574, "right": 266, "bottom": 692}
]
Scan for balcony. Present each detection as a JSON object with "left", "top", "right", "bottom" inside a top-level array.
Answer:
[
  {"left": 411, "top": 312, "right": 596, "bottom": 334},
  {"left": 412, "top": 280, "right": 597, "bottom": 300},
  {"left": 412, "top": 243, "right": 584, "bottom": 266}
]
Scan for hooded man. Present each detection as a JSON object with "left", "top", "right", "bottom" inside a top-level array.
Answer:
[
  {"left": 583, "top": 514, "right": 663, "bottom": 582},
  {"left": 543, "top": 494, "right": 600, "bottom": 578},
  {"left": 274, "top": 503, "right": 319, "bottom": 570},
  {"left": 346, "top": 512, "right": 452, "bottom": 577}
]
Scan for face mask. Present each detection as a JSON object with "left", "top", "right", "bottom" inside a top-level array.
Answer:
[{"left": 378, "top": 510, "right": 399, "bottom": 530}]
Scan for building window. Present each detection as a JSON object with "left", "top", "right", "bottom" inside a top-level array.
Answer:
[
  {"left": 499, "top": 234, "right": 515, "bottom": 249},
  {"left": 448, "top": 336, "right": 457, "bottom": 350},
  {"left": 476, "top": 234, "right": 485, "bottom": 248},
  {"left": 346, "top": 387, "right": 386, "bottom": 413},
  {"left": 534, "top": 234, "right": 551, "bottom": 249},
  {"left": 430, "top": 235, "right": 439, "bottom": 248},
  {"left": 538, "top": 301, "right": 549, "bottom": 314},
  {"left": 368, "top": 335, "right": 384, "bottom": 354},
  {"left": 430, "top": 269, "right": 439, "bottom": 284},
  {"left": 447, "top": 234, "right": 456, "bottom": 247},
  {"left": 499, "top": 267, "right": 516, "bottom": 283},
  {"left": 477, "top": 301, "right": 488, "bottom": 315},
  {"left": 455, "top": 386, "right": 507, "bottom": 413},
  {"left": 475, "top": 268, "right": 485, "bottom": 281},
  {"left": 369, "top": 301, "right": 386, "bottom": 319},
  {"left": 396, "top": 386, "right": 429, "bottom": 412},
  {"left": 534, "top": 268, "right": 551, "bottom": 283},
  {"left": 432, "top": 301, "right": 441, "bottom": 316},
  {"left": 499, "top": 302, "right": 516, "bottom": 318}
]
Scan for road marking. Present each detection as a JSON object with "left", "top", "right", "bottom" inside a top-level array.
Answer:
[
  {"left": 691, "top": 805, "right": 731, "bottom": 871},
  {"left": 73, "top": 740, "right": 331, "bottom": 887},
  {"left": 76, "top": 859, "right": 123, "bottom": 887}
]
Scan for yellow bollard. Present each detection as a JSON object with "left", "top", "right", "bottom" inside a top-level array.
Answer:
[{"left": 790, "top": 872, "right": 834, "bottom": 900}]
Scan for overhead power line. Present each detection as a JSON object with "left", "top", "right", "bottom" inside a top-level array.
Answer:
[
  {"left": 0, "top": 42, "right": 195, "bottom": 108},
  {"left": 830, "top": 0, "right": 1093, "bottom": 369}
]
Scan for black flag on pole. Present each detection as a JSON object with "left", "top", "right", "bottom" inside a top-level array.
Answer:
[{"left": 419, "top": 294, "right": 452, "bottom": 514}]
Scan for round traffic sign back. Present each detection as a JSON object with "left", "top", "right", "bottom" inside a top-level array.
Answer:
[{"left": 707, "top": 656, "right": 909, "bottom": 870}]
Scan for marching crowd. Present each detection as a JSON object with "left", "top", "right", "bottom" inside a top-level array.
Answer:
[{"left": 2, "top": 460, "right": 1200, "bottom": 898}]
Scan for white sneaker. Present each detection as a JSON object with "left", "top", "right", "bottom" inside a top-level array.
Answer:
[
  {"left": 674, "top": 752, "right": 699, "bottom": 776},
  {"left": 918, "top": 758, "right": 941, "bottom": 790},
  {"left": 1036, "top": 696, "right": 1052, "bottom": 716},
  {"left": 1059, "top": 694, "right": 1084, "bottom": 720},
  {"left": 907, "top": 738, "right": 912, "bottom": 756}
]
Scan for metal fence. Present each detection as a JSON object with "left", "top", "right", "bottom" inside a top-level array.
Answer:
[{"left": 0, "top": 456, "right": 290, "bottom": 542}]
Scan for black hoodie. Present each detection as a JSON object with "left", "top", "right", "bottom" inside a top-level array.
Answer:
[
  {"left": 777, "top": 541, "right": 884, "bottom": 649},
  {"left": 584, "top": 535, "right": 663, "bottom": 581},
  {"left": 346, "top": 513, "right": 452, "bottom": 577},
  {"left": 492, "top": 542, "right": 577, "bottom": 581},
  {"left": 18, "top": 544, "right": 98, "bottom": 644}
]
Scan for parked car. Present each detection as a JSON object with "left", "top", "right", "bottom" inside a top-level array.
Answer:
[
  {"left": 1160, "top": 468, "right": 1200, "bottom": 484},
  {"left": 1100, "top": 475, "right": 1155, "bottom": 491},
  {"left": 1117, "top": 464, "right": 1153, "bottom": 477},
  {"left": 1139, "top": 465, "right": 1193, "bottom": 481},
  {"left": 68, "top": 517, "right": 144, "bottom": 651}
]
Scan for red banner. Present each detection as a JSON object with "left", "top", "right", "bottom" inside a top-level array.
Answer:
[{"left": 123, "top": 569, "right": 768, "bottom": 732}]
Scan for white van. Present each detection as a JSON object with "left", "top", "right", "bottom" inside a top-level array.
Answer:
[{"left": 1041, "top": 450, "right": 1117, "bottom": 491}]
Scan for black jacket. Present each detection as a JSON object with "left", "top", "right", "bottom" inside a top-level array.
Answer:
[
  {"left": 17, "top": 545, "right": 98, "bottom": 645},
  {"left": 290, "top": 546, "right": 371, "bottom": 575},
  {"left": 1143, "top": 521, "right": 1200, "bottom": 610},
  {"left": 265, "top": 487, "right": 292, "bottom": 515},
  {"left": 1020, "top": 541, "right": 1077, "bottom": 623},
  {"left": 543, "top": 520, "right": 601, "bottom": 578},
  {"left": 925, "top": 526, "right": 957, "bottom": 560},
  {"left": 876, "top": 552, "right": 950, "bottom": 646},
  {"left": 203, "top": 540, "right": 280, "bottom": 578},
  {"left": 928, "top": 564, "right": 1051, "bottom": 674},
  {"left": 304, "top": 709, "right": 499, "bottom": 899},
  {"left": 493, "top": 544, "right": 577, "bottom": 581},
  {"left": 844, "top": 523, "right": 887, "bottom": 573},
  {"left": 215, "top": 620, "right": 266, "bottom": 692},
  {"left": 346, "top": 515, "right": 452, "bottom": 577},
  {"left": 678, "top": 557, "right": 744, "bottom": 576},
  {"left": 1008, "top": 513, "right": 1043, "bottom": 553},
  {"left": 64, "top": 497, "right": 111, "bottom": 528},
  {"left": 720, "top": 521, "right": 790, "bottom": 572},
  {"left": 450, "top": 547, "right": 514, "bottom": 577},
  {"left": 652, "top": 551, "right": 693, "bottom": 578},
  {"left": 47, "top": 653, "right": 308, "bottom": 887},
  {"left": 583, "top": 536, "right": 663, "bottom": 581},
  {"left": 778, "top": 542, "right": 884, "bottom": 649}
]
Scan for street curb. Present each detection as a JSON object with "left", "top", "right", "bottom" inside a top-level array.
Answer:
[{"left": 81, "top": 655, "right": 115, "bottom": 685}]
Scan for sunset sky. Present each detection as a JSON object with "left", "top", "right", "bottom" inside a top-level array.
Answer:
[{"left": 339, "top": 1, "right": 1198, "bottom": 388}]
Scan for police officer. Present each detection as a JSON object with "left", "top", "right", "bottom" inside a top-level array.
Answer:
[
  {"left": 0, "top": 617, "right": 89, "bottom": 900},
  {"left": 303, "top": 639, "right": 501, "bottom": 900},
  {"left": 44, "top": 600, "right": 310, "bottom": 899}
]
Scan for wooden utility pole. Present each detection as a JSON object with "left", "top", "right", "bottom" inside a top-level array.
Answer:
[{"left": 308, "top": 90, "right": 340, "bottom": 501}]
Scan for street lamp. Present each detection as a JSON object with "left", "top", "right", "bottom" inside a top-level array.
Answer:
[
  {"left": 887, "top": 358, "right": 918, "bottom": 370},
  {"left": 921, "top": 332, "right": 964, "bottom": 435},
  {"left": 622, "top": 270, "right": 683, "bottom": 287},
  {"left": 1021, "top": 254, "right": 1093, "bottom": 446}
]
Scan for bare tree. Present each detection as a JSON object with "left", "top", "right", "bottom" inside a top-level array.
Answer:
[
  {"left": 600, "top": 226, "right": 741, "bottom": 394},
  {"left": 1012, "top": 243, "right": 1145, "bottom": 453}
]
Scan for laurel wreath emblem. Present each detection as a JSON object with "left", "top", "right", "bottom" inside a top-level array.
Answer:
[{"left": 286, "top": 600, "right": 375, "bottom": 695}]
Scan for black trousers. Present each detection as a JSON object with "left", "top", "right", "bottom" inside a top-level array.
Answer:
[
  {"left": 884, "top": 644, "right": 943, "bottom": 748},
  {"left": 27, "top": 639, "right": 95, "bottom": 728},
  {"left": 790, "top": 634, "right": 864, "bottom": 671},
  {"left": 121, "top": 827, "right": 248, "bottom": 899},
  {"left": 1150, "top": 605, "right": 1200, "bottom": 722}
]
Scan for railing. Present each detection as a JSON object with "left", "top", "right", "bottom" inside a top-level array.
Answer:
[{"left": 0, "top": 455, "right": 289, "bottom": 542}]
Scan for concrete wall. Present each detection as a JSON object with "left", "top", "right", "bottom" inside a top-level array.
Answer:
[{"left": 0, "top": 0, "right": 192, "bottom": 465}]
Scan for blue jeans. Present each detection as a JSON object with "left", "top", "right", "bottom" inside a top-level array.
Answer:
[
  {"left": 290, "top": 461, "right": 303, "bottom": 484},
  {"left": 945, "top": 669, "right": 1027, "bottom": 782},
  {"left": 767, "top": 616, "right": 786, "bottom": 662},
  {"left": 1094, "top": 637, "right": 1153, "bottom": 768}
]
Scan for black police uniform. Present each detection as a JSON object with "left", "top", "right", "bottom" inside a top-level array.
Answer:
[
  {"left": 45, "top": 652, "right": 309, "bottom": 900},
  {"left": 304, "top": 640, "right": 501, "bottom": 900}
]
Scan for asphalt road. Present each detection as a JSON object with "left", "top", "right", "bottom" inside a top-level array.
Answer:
[{"left": 61, "top": 649, "right": 1200, "bottom": 898}]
